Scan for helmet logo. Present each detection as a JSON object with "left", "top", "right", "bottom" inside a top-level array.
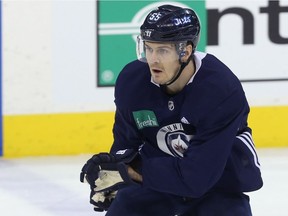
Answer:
[
  {"left": 148, "top": 12, "right": 163, "bottom": 22},
  {"left": 173, "top": 15, "right": 192, "bottom": 26},
  {"left": 144, "top": 30, "right": 152, "bottom": 37}
]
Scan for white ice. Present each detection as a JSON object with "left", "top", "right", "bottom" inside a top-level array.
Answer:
[{"left": 0, "top": 148, "right": 287, "bottom": 216}]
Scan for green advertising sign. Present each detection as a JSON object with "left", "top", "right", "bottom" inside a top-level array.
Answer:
[{"left": 97, "top": 1, "right": 206, "bottom": 87}]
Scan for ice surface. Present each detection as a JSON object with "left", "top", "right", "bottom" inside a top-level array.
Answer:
[{"left": 1, "top": 148, "right": 287, "bottom": 216}]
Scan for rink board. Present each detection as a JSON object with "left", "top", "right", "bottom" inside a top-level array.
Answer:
[{"left": 3, "top": 106, "right": 288, "bottom": 157}]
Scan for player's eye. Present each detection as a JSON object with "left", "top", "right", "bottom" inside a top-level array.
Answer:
[
  {"left": 157, "top": 48, "right": 169, "bottom": 55},
  {"left": 144, "top": 45, "right": 153, "bottom": 53}
]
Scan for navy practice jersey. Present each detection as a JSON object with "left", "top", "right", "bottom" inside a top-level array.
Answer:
[{"left": 110, "top": 51, "right": 263, "bottom": 198}]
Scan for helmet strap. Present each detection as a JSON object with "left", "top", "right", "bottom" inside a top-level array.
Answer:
[{"left": 161, "top": 55, "right": 192, "bottom": 87}]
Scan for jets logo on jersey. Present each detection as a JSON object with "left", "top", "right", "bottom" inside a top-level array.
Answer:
[{"left": 156, "top": 123, "right": 193, "bottom": 157}]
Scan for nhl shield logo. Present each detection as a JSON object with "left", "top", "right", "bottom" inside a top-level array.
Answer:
[{"left": 168, "top": 100, "right": 174, "bottom": 111}]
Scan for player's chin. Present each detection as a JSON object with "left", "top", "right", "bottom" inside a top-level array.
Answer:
[
  {"left": 151, "top": 74, "right": 165, "bottom": 83},
  {"left": 152, "top": 77, "right": 165, "bottom": 85}
]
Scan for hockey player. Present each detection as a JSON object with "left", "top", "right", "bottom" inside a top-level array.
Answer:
[{"left": 81, "top": 4, "right": 263, "bottom": 216}]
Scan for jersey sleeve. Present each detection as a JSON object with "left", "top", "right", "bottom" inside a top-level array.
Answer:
[
  {"left": 109, "top": 61, "right": 146, "bottom": 153},
  {"left": 110, "top": 107, "right": 143, "bottom": 153},
  {"left": 141, "top": 87, "right": 262, "bottom": 197}
]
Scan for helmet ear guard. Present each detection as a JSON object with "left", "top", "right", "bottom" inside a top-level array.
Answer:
[{"left": 176, "top": 42, "right": 190, "bottom": 58}]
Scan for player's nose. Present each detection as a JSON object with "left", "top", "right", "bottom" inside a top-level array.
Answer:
[{"left": 150, "top": 51, "right": 160, "bottom": 63}]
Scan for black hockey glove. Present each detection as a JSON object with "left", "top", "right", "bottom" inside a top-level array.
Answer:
[
  {"left": 80, "top": 149, "right": 140, "bottom": 191},
  {"left": 80, "top": 149, "right": 141, "bottom": 211}
]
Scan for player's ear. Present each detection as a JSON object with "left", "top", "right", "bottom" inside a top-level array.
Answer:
[{"left": 181, "top": 44, "right": 193, "bottom": 63}]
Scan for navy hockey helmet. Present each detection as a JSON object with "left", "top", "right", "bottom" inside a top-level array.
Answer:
[
  {"left": 140, "top": 4, "right": 201, "bottom": 51},
  {"left": 136, "top": 5, "right": 201, "bottom": 62},
  {"left": 136, "top": 5, "right": 201, "bottom": 86}
]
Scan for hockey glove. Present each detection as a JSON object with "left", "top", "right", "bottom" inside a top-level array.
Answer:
[{"left": 80, "top": 149, "right": 140, "bottom": 191}]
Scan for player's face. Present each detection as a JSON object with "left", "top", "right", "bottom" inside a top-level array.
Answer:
[{"left": 144, "top": 42, "right": 181, "bottom": 85}]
